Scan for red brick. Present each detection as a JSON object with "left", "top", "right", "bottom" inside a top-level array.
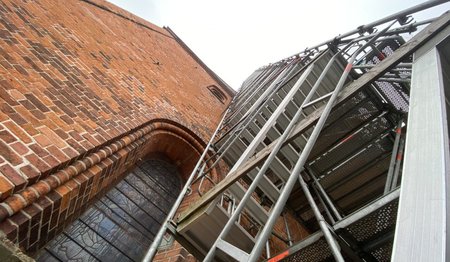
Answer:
[
  {"left": 19, "top": 100, "right": 36, "bottom": 110},
  {"left": 68, "top": 130, "right": 83, "bottom": 141},
  {"left": 0, "top": 140, "right": 22, "bottom": 165},
  {"left": 46, "top": 145, "right": 70, "bottom": 163},
  {"left": 10, "top": 141, "right": 29, "bottom": 155},
  {"left": 0, "top": 111, "right": 8, "bottom": 122},
  {"left": 24, "top": 93, "right": 50, "bottom": 112},
  {"left": 14, "top": 105, "right": 39, "bottom": 125},
  {"left": 55, "top": 186, "right": 70, "bottom": 211},
  {"left": 0, "top": 0, "right": 232, "bottom": 256},
  {"left": 0, "top": 130, "right": 17, "bottom": 143},
  {"left": 20, "top": 123, "right": 39, "bottom": 137},
  {"left": 53, "top": 128, "right": 69, "bottom": 140},
  {"left": 25, "top": 153, "right": 51, "bottom": 175},
  {"left": 19, "top": 165, "right": 41, "bottom": 184},
  {"left": 8, "top": 113, "right": 27, "bottom": 125},
  {"left": 7, "top": 89, "right": 26, "bottom": 101},
  {"left": 0, "top": 84, "right": 19, "bottom": 106},
  {"left": 0, "top": 174, "right": 14, "bottom": 200},
  {"left": 9, "top": 212, "right": 29, "bottom": 243},
  {"left": 42, "top": 155, "right": 60, "bottom": 168},
  {"left": 62, "top": 147, "right": 78, "bottom": 159},
  {"left": 33, "top": 134, "right": 52, "bottom": 147},
  {"left": 29, "top": 109, "right": 46, "bottom": 120},
  {"left": 0, "top": 220, "right": 18, "bottom": 241},
  {"left": 0, "top": 164, "right": 27, "bottom": 191},
  {"left": 37, "top": 126, "right": 67, "bottom": 148},
  {"left": 35, "top": 196, "right": 52, "bottom": 222}
]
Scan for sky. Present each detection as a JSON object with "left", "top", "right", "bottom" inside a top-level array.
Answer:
[{"left": 106, "top": 0, "right": 450, "bottom": 90}]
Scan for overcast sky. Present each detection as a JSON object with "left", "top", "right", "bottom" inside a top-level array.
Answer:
[{"left": 106, "top": 0, "right": 449, "bottom": 89}]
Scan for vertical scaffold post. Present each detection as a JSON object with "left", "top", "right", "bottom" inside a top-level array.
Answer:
[{"left": 143, "top": 109, "right": 230, "bottom": 262}]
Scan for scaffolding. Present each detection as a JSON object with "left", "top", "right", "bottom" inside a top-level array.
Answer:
[{"left": 145, "top": 1, "right": 450, "bottom": 261}]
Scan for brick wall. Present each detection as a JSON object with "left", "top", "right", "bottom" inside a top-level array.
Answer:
[
  {"left": 0, "top": 0, "right": 232, "bottom": 257},
  {"left": 155, "top": 241, "right": 197, "bottom": 262}
]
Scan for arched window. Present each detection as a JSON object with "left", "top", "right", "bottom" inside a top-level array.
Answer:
[
  {"left": 207, "top": 85, "right": 227, "bottom": 104},
  {"left": 36, "top": 156, "right": 182, "bottom": 262}
]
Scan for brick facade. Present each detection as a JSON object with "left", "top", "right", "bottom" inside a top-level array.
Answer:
[{"left": 0, "top": 0, "right": 232, "bottom": 258}]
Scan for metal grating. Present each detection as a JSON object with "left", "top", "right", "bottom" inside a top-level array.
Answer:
[
  {"left": 371, "top": 242, "right": 394, "bottom": 262},
  {"left": 281, "top": 194, "right": 400, "bottom": 262},
  {"left": 346, "top": 199, "right": 398, "bottom": 243},
  {"left": 363, "top": 38, "right": 410, "bottom": 113},
  {"left": 280, "top": 237, "right": 333, "bottom": 262},
  {"left": 309, "top": 90, "right": 379, "bottom": 159},
  {"left": 310, "top": 116, "right": 392, "bottom": 174},
  {"left": 320, "top": 135, "right": 392, "bottom": 187},
  {"left": 374, "top": 81, "right": 409, "bottom": 112}
]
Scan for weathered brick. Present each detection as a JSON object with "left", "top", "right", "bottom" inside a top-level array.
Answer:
[
  {"left": 0, "top": 129, "right": 17, "bottom": 143},
  {"left": 0, "top": 163, "right": 27, "bottom": 191},
  {"left": 46, "top": 145, "right": 70, "bottom": 163},
  {"left": 25, "top": 153, "right": 51, "bottom": 175},
  {"left": 0, "top": 83, "right": 19, "bottom": 105},
  {"left": 42, "top": 155, "right": 59, "bottom": 168},
  {"left": 0, "top": 219, "right": 17, "bottom": 241},
  {"left": 20, "top": 123, "right": 38, "bottom": 136},
  {"left": 8, "top": 113, "right": 27, "bottom": 125},
  {"left": 54, "top": 185, "right": 70, "bottom": 211},
  {"left": 33, "top": 134, "right": 51, "bottom": 147},
  {"left": 19, "top": 100, "right": 36, "bottom": 110},
  {"left": 29, "top": 143, "right": 49, "bottom": 158},
  {"left": 37, "top": 126, "right": 66, "bottom": 148},
  {"left": 7, "top": 89, "right": 26, "bottom": 101},
  {"left": 62, "top": 147, "right": 78, "bottom": 159},
  {"left": 0, "top": 0, "right": 233, "bottom": 257},
  {"left": 53, "top": 128, "right": 69, "bottom": 140},
  {"left": 19, "top": 165, "right": 40, "bottom": 184},
  {"left": 24, "top": 93, "right": 49, "bottom": 112},
  {"left": 0, "top": 174, "right": 14, "bottom": 200},
  {"left": 9, "top": 141, "right": 29, "bottom": 155},
  {"left": 23, "top": 204, "right": 41, "bottom": 229},
  {"left": 0, "top": 140, "right": 22, "bottom": 165},
  {"left": 14, "top": 105, "right": 39, "bottom": 125},
  {"left": 9, "top": 211, "right": 29, "bottom": 243}
]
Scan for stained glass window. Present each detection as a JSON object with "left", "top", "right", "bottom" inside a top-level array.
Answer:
[{"left": 36, "top": 158, "right": 182, "bottom": 262}]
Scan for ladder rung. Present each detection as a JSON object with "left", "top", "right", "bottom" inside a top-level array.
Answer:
[
  {"left": 246, "top": 168, "right": 280, "bottom": 202},
  {"left": 216, "top": 239, "right": 250, "bottom": 262},
  {"left": 228, "top": 183, "right": 269, "bottom": 224},
  {"left": 279, "top": 145, "right": 299, "bottom": 165},
  {"left": 302, "top": 92, "right": 332, "bottom": 109}
]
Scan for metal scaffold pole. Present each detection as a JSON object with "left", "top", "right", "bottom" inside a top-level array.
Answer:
[
  {"left": 142, "top": 109, "right": 230, "bottom": 262},
  {"left": 146, "top": 2, "right": 450, "bottom": 261},
  {"left": 203, "top": 60, "right": 318, "bottom": 262},
  {"left": 247, "top": 20, "right": 397, "bottom": 262}
]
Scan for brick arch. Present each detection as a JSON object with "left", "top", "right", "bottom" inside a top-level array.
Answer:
[
  {"left": 139, "top": 120, "right": 207, "bottom": 182},
  {"left": 0, "top": 119, "right": 220, "bottom": 256}
]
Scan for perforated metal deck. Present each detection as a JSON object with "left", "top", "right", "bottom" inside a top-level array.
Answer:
[{"left": 278, "top": 190, "right": 399, "bottom": 262}]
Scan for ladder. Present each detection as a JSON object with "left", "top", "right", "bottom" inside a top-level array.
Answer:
[
  {"left": 202, "top": 23, "right": 396, "bottom": 262},
  {"left": 143, "top": 4, "right": 450, "bottom": 261}
]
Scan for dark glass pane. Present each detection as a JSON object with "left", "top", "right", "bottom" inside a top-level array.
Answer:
[
  {"left": 132, "top": 167, "right": 178, "bottom": 201},
  {"left": 98, "top": 198, "right": 154, "bottom": 239},
  {"left": 64, "top": 220, "right": 132, "bottom": 262},
  {"left": 115, "top": 181, "right": 167, "bottom": 222},
  {"left": 36, "top": 250, "right": 62, "bottom": 262},
  {"left": 42, "top": 233, "right": 98, "bottom": 262},
  {"left": 124, "top": 173, "right": 172, "bottom": 212}
]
